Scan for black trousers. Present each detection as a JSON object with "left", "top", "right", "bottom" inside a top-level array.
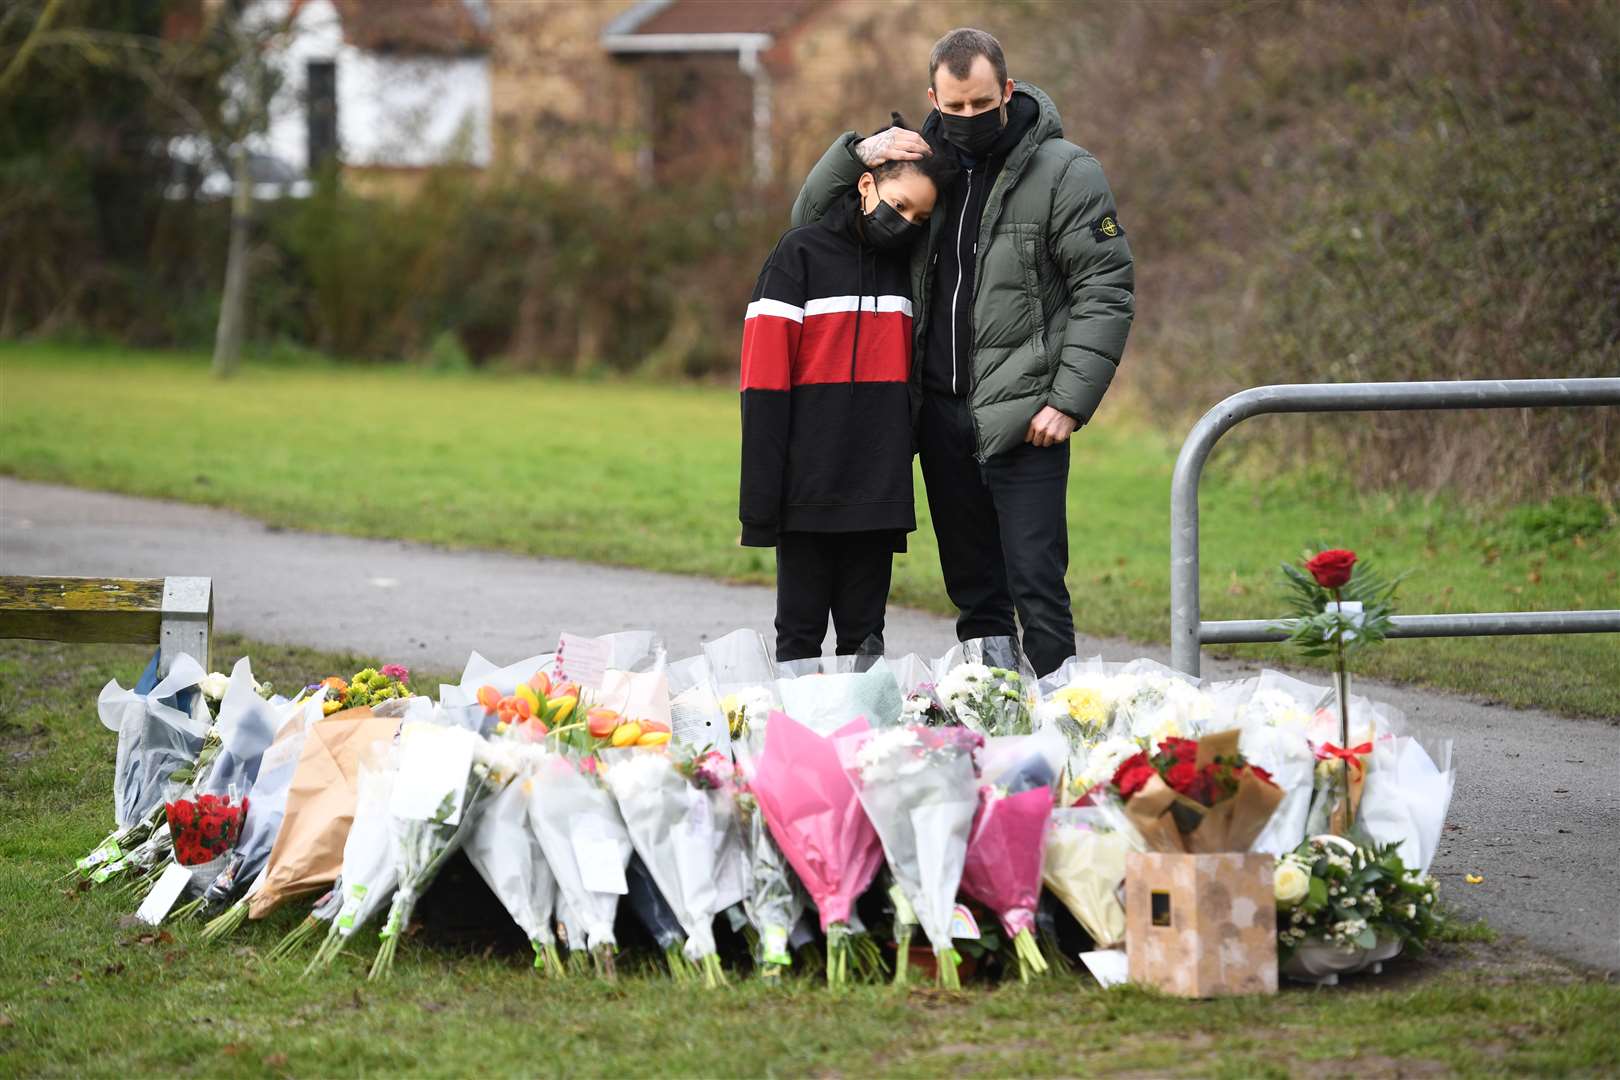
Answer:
[
  {"left": 774, "top": 531, "right": 895, "bottom": 663},
  {"left": 917, "top": 390, "right": 1076, "bottom": 677}
]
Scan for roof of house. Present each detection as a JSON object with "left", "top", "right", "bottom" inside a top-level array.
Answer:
[
  {"left": 326, "top": 0, "right": 491, "bottom": 56},
  {"left": 602, "top": 0, "right": 824, "bottom": 52}
]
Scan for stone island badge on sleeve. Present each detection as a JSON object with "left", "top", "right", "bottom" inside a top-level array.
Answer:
[{"left": 1091, "top": 214, "right": 1124, "bottom": 242}]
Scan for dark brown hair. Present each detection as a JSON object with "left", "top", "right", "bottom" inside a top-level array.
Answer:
[{"left": 929, "top": 28, "right": 1007, "bottom": 90}]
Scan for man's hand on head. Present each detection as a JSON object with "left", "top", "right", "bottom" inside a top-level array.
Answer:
[
  {"left": 1025, "top": 405, "right": 1078, "bottom": 448},
  {"left": 855, "top": 127, "right": 932, "bottom": 166}
]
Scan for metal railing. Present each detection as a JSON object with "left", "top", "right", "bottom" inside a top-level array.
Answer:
[{"left": 1169, "top": 378, "right": 1620, "bottom": 676}]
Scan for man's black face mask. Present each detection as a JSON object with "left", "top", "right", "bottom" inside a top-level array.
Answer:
[{"left": 939, "top": 97, "right": 1005, "bottom": 157}]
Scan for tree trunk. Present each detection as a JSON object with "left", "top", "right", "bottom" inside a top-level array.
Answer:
[{"left": 212, "top": 143, "right": 252, "bottom": 378}]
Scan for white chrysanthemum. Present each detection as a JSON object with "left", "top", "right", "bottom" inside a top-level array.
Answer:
[
  {"left": 1077, "top": 737, "right": 1140, "bottom": 792},
  {"left": 1245, "top": 688, "right": 1309, "bottom": 728},
  {"left": 936, "top": 663, "right": 992, "bottom": 705},
  {"left": 603, "top": 750, "right": 674, "bottom": 798},
  {"left": 900, "top": 693, "right": 935, "bottom": 725},
  {"left": 855, "top": 727, "right": 922, "bottom": 783}
]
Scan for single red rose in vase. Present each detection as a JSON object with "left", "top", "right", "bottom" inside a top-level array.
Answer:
[{"left": 1304, "top": 549, "right": 1357, "bottom": 589}]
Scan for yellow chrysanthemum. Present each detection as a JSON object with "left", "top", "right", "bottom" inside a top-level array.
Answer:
[{"left": 1054, "top": 686, "right": 1109, "bottom": 730}]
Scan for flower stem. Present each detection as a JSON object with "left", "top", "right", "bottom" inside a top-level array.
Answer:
[
  {"left": 893, "top": 924, "right": 912, "bottom": 986},
  {"left": 200, "top": 899, "right": 248, "bottom": 944},
  {"left": 267, "top": 915, "right": 320, "bottom": 962},
  {"left": 937, "top": 947, "right": 961, "bottom": 990}
]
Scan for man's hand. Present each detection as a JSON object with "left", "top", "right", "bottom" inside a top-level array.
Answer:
[
  {"left": 855, "top": 126, "right": 931, "bottom": 167},
  {"left": 1025, "top": 405, "right": 1078, "bottom": 447}
]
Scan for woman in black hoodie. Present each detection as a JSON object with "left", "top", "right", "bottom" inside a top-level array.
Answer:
[{"left": 739, "top": 147, "right": 958, "bottom": 662}]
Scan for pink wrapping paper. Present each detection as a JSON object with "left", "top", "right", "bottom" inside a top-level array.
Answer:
[
  {"left": 958, "top": 785, "right": 1052, "bottom": 938},
  {"left": 750, "top": 711, "right": 883, "bottom": 930}
]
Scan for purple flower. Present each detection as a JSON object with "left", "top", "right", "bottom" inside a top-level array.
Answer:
[{"left": 381, "top": 664, "right": 410, "bottom": 681}]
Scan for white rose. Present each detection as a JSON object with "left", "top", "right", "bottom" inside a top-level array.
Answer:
[
  {"left": 1275, "top": 861, "right": 1311, "bottom": 906},
  {"left": 200, "top": 672, "right": 231, "bottom": 701}
]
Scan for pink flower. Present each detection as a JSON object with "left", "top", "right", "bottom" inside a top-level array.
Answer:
[{"left": 381, "top": 664, "right": 409, "bottom": 681}]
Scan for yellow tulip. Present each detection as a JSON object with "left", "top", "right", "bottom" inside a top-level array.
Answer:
[
  {"left": 636, "top": 730, "right": 671, "bottom": 747},
  {"left": 549, "top": 695, "right": 577, "bottom": 725},
  {"left": 610, "top": 722, "right": 642, "bottom": 747},
  {"left": 513, "top": 683, "right": 541, "bottom": 712}
]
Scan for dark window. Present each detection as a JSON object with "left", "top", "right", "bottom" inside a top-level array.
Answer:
[
  {"left": 1151, "top": 890, "right": 1173, "bottom": 927},
  {"left": 306, "top": 60, "right": 338, "bottom": 171}
]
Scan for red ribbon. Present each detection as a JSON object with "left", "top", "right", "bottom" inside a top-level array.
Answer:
[{"left": 1316, "top": 742, "right": 1373, "bottom": 776}]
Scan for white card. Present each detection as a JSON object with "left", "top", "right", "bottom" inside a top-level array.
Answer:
[
  {"left": 1326, "top": 600, "right": 1366, "bottom": 642},
  {"left": 669, "top": 687, "right": 732, "bottom": 756},
  {"left": 554, "top": 633, "right": 611, "bottom": 692},
  {"left": 135, "top": 862, "right": 193, "bottom": 926},
  {"left": 1081, "top": 948, "right": 1131, "bottom": 988},
  {"left": 389, "top": 724, "right": 475, "bottom": 824},
  {"left": 572, "top": 831, "right": 628, "bottom": 895}
]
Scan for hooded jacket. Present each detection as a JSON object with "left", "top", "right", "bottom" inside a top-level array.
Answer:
[
  {"left": 790, "top": 82, "right": 1135, "bottom": 462},
  {"left": 738, "top": 193, "right": 916, "bottom": 547}
]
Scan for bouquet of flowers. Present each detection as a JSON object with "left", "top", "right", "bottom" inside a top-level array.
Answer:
[
  {"left": 836, "top": 724, "right": 982, "bottom": 988},
  {"left": 624, "top": 854, "right": 692, "bottom": 979},
  {"left": 1274, "top": 547, "right": 1404, "bottom": 831},
  {"left": 463, "top": 756, "right": 564, "bottom": 976},
  {"left": 199, "top": 665, "right": 273, "bottom": 719},
  {"left": 1068, "top": 737, "right": 1141, "bottom": 803},
  {"left": 1354, "top": 735, "right": 1455, "bottom": 875},
  {"left": 776, "top": 657, "right": 902, "bottom": 735},
  {"left": 368, "top": 722, "right": 504, "bottom": 980},
  {"left": 199, "top": 694, "right": 326, "bottom": 939},
  {"left": 751, "top": 712, "right": 886, "bottom": 987},
  {"left": 527, "top": 750, "right": 633, "bottom": 977},
  {"left": 1042, "top": 806, "right": 1138, "bottom": 950},
  {"left": 959, "top": 783, "right": 1053, "bottom": 981},
  {"left": 1274, "top": 834, "right": 1439, "bottom": 983},
  {"left": 1108, "top": 661, "right": 1212, "bottom": 746},
  {"left": 165, "top": 789, "right": 249, "bottom": 871},
  {"left": 304, "top": 744, "right": 399, "bottom": 974},
  {"left": 1035, "top": 659, "right": 1119, "bottom": 757},
  {"left": 81, "top": 652, "right": 209, "bottom": 882},
  {"left": 703, "top": 628, "right": 779, "bottom": 743},
  {"left": 932, "top": 637, "right": 1035, "bottom": 735},
  {"left": 316, "top": 664, "right": 415, "bottom": 717},
  {"left": 602, "top": 747, "right": 732, "bottom": 986},
  {"left": 1105, "top": 730, "right": 1283, "bottom": 853}
]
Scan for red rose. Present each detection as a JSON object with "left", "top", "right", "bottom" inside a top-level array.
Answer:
[
  {"left": 1159, "top": 737, "right": 1199, "bottom": 763},
  {"left": 1114, "top": 760, "right": 1158, "bottom": 799},
  {"left": 1304, "top": 549, "right": 1357, "bottom": 590},
  {"left": 1110, "top": 752, "right": 1150, "bottom": 789},
  {"left": 168, "top": 801, "right": 195, "bottom": 829},
  {"left": 1166, "top": 761, "right": 1198, "bottom": 794}
]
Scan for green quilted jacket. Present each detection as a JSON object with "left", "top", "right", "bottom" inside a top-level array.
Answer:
[{"left": 790, "top": 82, "right": 1135, "bottom": 461}]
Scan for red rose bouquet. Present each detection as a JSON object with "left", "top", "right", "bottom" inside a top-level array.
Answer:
[
  {"left": 1108, "top": 730, "right": 1283, "bottom": 853},
  {"left": 166, "top": 791, "right": 249, "bottom": 867}
]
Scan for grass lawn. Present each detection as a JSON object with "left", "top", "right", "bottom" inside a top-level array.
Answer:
[
  {"left": 0, "top": 343, "right": 1615, "bottom": 715},
  {"left": 2, "top": 637, "right": 1616, "bottom": 1078}
]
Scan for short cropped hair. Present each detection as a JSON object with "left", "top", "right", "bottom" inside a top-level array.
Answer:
[{"left": 929, "top": 28, "right": 1007, "bottom": 90}]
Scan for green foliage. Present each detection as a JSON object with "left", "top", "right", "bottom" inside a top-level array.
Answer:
[
  {"left": 1276, "top": 837, "right": 1441, "bottom": 960},
  {"left": 1275, "top": 553, "right": 1404, "bottom": 659}
]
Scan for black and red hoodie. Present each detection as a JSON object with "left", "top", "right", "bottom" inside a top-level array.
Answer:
[{"left": 738, "top": 193, "right": 915, "bottom": 548}]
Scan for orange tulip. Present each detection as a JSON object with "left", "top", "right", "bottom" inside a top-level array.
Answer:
[
  {"left": 512, "top": 695, "right": 533, "bottom": 721},
  {"left": 477, "top": 685, "right": 503, "bottom": 714},
  {"left": 527, "top": 671, "right": 552, "bottom": 697},
  {"left": 639, "top": 719, "right": 671, "bottom": 735},
  {"left": 587, "top": 708, "right": 619, "bottom": 739}
]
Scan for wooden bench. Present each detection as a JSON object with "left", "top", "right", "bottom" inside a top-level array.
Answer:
[{"left": 0, "top": 575, "right": 213, "bottom": 673}]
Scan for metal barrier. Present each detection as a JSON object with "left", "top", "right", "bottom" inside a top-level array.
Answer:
[{"left": 1169, "top": 378, "right": 1620, "bottom": 676}]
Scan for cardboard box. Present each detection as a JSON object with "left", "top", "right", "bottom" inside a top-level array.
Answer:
[{"left": 1125, "top": 851, "right": 1278, "bottom": 997}]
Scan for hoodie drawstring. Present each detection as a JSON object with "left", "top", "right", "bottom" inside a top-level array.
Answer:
[{"left": 849, "top": 239, "right": 866, "bottom": 394}]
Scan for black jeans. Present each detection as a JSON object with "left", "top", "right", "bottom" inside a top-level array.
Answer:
[
  {"left": 917, "top": 391, "right": 1075, "bottom": 677},
  {"left": 774, "top": 531, "right": 895, "bottom": 662}
]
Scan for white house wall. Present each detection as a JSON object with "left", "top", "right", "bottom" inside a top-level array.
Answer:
[{"left": 248, "top": 0, "right": 492, "bottom": 173}]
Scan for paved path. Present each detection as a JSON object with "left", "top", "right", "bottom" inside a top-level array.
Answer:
[{"left": 2, "top": 476, "right": 1615, "bottom": 973}]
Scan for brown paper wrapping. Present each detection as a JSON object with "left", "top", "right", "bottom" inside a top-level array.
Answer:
[
  {"left": 1124, "top": 731, "right": 1284, "bottom": 854},
  {"left": 247, "top": 706, "right": 399, "bottom": 919}
]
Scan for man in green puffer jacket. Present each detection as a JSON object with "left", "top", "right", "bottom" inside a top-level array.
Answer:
[{"left": 789, "top": 27, "right": 1135, "bottom": 675}]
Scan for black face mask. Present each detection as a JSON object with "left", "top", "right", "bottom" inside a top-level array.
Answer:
[
  {"left": 861, "top": 189, "right": 923, "bottom": 250},
  {"left": 939, "top": 99, "right": 1005, "bottom": 157}
]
